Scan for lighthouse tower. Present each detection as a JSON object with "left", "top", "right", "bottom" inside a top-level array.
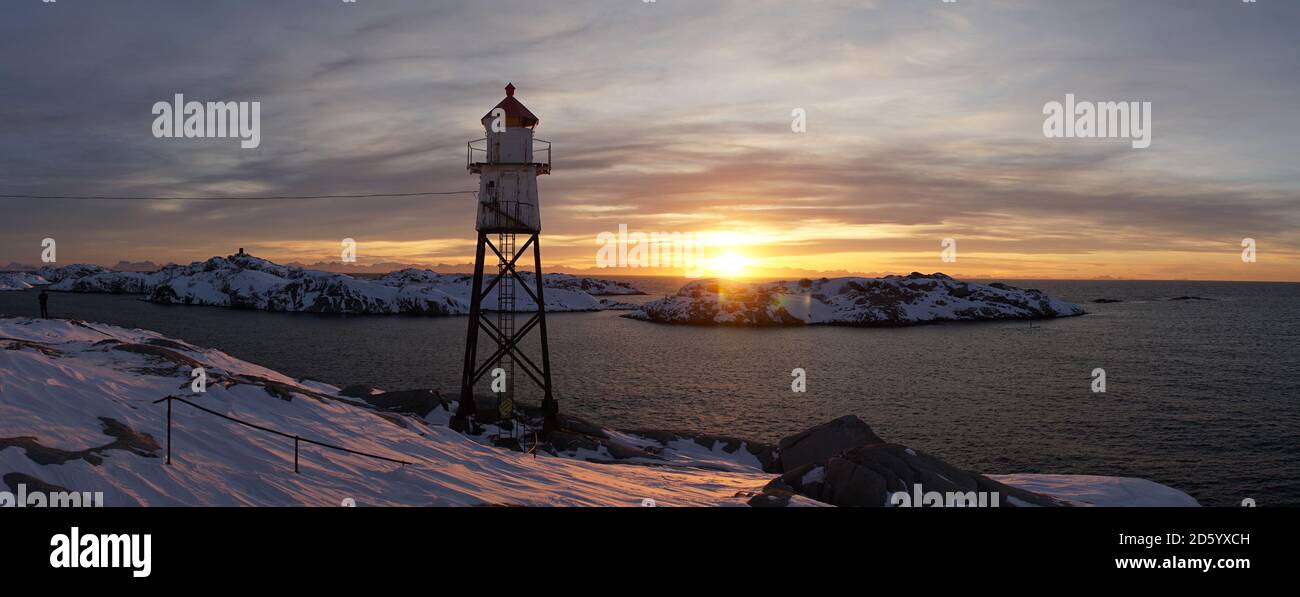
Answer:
[{"left": 454, "top": 83, "right": 558, "bottom": 440}]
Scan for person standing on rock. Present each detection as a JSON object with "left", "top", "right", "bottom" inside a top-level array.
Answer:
[{"left": 38, "top": 289, "right": 49, "bottom": 319}]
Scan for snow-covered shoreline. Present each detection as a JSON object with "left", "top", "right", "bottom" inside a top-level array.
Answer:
[
  {"left": 626, "top": 273, "right": 1085, "bottom": 326},
  {"left": 16, "top": 253, "right": 643, "bottom": 315},
  {"left": 0, "top": 317, "right": 1195, "bottom": 507},
  {"left": 0, "top": 317, "right": 769, "bottom": 506}
]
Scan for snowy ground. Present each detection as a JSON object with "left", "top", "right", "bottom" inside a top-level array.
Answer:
[
  {"left": 988, "top": 474, "right": 1200, "bottom": 507},
  {"left": 0, "top": 317, "right": 1194, "bottom": 507},
  {"left": 0, "top": 317, "right": 780, "bottom": 506}
]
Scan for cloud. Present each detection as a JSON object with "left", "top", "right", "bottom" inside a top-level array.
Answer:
[{"left": 0, "top": 0, "right": 1297, "bottom": 280}]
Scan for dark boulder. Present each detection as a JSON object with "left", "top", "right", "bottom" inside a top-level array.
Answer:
[
  {"left": 777, "top": 415, "right": 883, "bottom": 473},
  {"left": 765, "top": 416, "right": 1067, "bottom": 507},
  {"left": 763, "top": 441, "right": 1065, "bottom": 507}
]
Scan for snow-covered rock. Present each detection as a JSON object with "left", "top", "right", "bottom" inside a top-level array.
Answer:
[
  {"left": 0, "top": 272, "right": 48, "bottom": 291},
  {"left": 51, "top": 271, "right": 156, "bottom": 294},
  {"left": 372, "top": 268, "right": 601, "bottom": 312},
  {"left": 626, "top": 273, "right": 1085, "bottom": 326},
  {"left": 41, "top": 253, "right": 640, "bottom": 315},
  {"left": 35, "top": 264, "right": 110, "bottom": 284},
  {"left": 540, "top": 273, "right": 643, "bottom": 296},
  {"left": 142, "top": 255, "right": 468, "bottom": 315},
  {"left": 0, "top": 317, "right": 770, "bottom": 506},
  {"left": 379, "top": 270, "right": 641, "bottom": 296}
]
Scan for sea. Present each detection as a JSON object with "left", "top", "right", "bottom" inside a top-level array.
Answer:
[{"left": 2, "top": 277, "right": 1297, "bottom": 506}]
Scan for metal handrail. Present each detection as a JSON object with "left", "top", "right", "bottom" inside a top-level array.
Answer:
[
  {"left": 467, "top": 137, "right": 487, "bottom": 169},
  {"left": 154, "top": 395, "right": 413, "bottom": 473},
  {"left": 534, "top": 138, "right": 552, "bottom": 168},
  {"left": 466, "top": 137, "right": 552, "bottom": 171}
]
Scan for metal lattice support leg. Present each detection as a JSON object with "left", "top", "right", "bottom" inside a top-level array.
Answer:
[
  {"left": 453, "top": 233, "right": 489, "bottom": 430},
  {"left": 532, "top": 235, "right": 559, "bottom": 434}
]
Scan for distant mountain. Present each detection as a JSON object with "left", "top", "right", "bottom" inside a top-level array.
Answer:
[
  {"left": 285, "top": 260, "right": 465, "bottom": 274},
  {"left": 110, "top": 260, "right": 164, "bottom": 272}
]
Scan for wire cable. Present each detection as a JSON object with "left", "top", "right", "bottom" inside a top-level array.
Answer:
[{"left": 0, "top": 191, "right": 477, "bottom": 201}]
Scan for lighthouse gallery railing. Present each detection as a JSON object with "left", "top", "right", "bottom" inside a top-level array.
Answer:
[{"left": 467, "top": 138, "right": 551, "bottom": 173}]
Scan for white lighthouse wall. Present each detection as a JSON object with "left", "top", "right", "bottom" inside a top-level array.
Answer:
[
  {"left": 476, "top": 165, "right": 541, "bottom": 232},
  {"left": 486, "top": 128, "right": 534, "bottom": 164}
]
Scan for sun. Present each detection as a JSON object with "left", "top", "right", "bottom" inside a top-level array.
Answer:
[{"left": 710, "top": 251, "right": 753, "bottom": 278}]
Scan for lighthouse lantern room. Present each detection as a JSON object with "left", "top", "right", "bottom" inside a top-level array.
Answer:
[
  {"left": 467, "top": 82, "right": 551, "bottom": 233},
  {"left": 454, "top": 83, "right": 558, "bottom": 444}
]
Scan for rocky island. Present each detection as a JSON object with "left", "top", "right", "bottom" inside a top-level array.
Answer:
[
  {"left": 22, "top": 252, "right": 642, "bottom": 315},
  {"left": 626, "top": 273, "right": 1085, "bottom": 326}
]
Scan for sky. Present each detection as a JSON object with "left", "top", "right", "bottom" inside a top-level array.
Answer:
[{"left": 1, "top": 0, "right": 1298, "bottom": 281}]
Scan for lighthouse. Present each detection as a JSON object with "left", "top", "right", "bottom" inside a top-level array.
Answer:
[{"left": 453, "top": 83, "right": 558, "bottom": 441}]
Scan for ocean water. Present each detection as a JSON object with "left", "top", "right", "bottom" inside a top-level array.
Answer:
[{"left": 2, "top": 278, "right": 1297, "bottom": 506}]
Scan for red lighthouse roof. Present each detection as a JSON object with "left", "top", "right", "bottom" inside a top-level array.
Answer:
[{"left": 481, "top": 82, "right": 539, "bottom": 128}]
